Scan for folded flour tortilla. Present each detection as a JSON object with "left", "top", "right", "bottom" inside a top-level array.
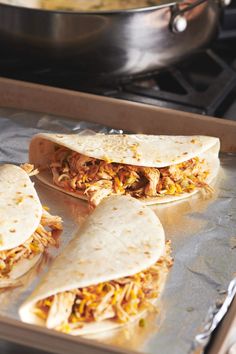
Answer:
[
  {"left": 0, "top": 164, "right": 62, "bottom": 287},
  {"left": 29, "top": 133, "right": 220, "bottom": 207},
  {"left": 19, "top": 195, "right": 172, "bottom": 335}
]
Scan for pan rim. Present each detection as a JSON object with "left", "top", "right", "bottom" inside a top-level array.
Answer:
[{"left": 0, "top": 0, "right": 181, "bottom": 15}]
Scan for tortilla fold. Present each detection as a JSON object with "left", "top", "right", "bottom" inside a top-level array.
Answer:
[
  {"left": 19, "top": 195, "right": 171, "bottom": 334},
  {"left": 29, "top": 133, "right": 220, "bottom": 206},
  {"left": 0, "top": 164, "right": 62, "bottom": 287}
]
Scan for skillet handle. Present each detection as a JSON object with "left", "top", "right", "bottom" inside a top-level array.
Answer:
[
  {"left": 170, "top": 0, "right": 208, "bottom": 33},
  {"left": 218, "top": 0, "right": 231, "bottom": 6},
  {"left": 169, "top": 0, "right": 230, "bottom": 34}
]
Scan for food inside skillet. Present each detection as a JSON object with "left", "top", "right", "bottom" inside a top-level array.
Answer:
[{"left": 40, "top": 0, "right": 159, "bottom": 11}]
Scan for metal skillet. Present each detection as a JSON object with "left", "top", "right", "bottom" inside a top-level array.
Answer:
[{"left": 0, "top": 0, "right": 228, "bottom": 79}]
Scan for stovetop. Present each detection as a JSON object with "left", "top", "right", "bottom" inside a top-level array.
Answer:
[{"left": 1, "top": 2, "right": 236, "bottom": 120}]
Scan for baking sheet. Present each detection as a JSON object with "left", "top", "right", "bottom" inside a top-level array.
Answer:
[{"left": 0, "top": 107, "right": 236, "bottom": 354}]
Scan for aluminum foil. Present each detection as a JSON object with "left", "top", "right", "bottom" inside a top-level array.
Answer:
[{"left": 0, "top": 107, "right": 235, "bottom": 354}]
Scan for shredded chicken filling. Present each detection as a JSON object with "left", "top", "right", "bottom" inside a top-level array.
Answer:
[
  {"left": 0, "top": 210, "right": 62, "bottom": 278},
  {"left": 34, "top": 242, "right": 173, "bottom": 333},
  {"left": 50, "top": 147, "right": 210, "bottom": 207}
]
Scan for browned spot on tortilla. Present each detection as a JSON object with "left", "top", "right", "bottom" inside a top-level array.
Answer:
[
  {"left": 128, "top": 246, "right": 137, "bottom": 252},
  {"left": 15, "top": 196, "right": 24, "bottom": 205},
  {"left": 183, "top": 152, "right": 188, "bottom": 155},
  {"left": 138, "top": 211, "right": 144, "bottom": 216},
  {"left": 142, "top": 241, "right": 151, "bottom": 248},
  {"left": 9, "top": 229, "right": 16, "bottom": 233}
]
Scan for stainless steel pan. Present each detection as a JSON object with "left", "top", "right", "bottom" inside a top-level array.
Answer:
[{"left": 0, "top": 0, "right": 225, "bottom": 78}]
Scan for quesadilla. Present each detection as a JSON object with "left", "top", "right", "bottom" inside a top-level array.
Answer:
[
  {"left": 19, "top": 195, "right": 172, "bottom": 334},
  {"left": 29, "top": 133, "right": 220, "bottom": 208},
  {"left": 0, "top": 164, "right": 62, "bottom": 287}
]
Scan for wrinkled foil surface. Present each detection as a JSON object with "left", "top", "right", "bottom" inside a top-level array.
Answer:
[{"left": 0, "top": 108, "right": 235, "bottom": 354}]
